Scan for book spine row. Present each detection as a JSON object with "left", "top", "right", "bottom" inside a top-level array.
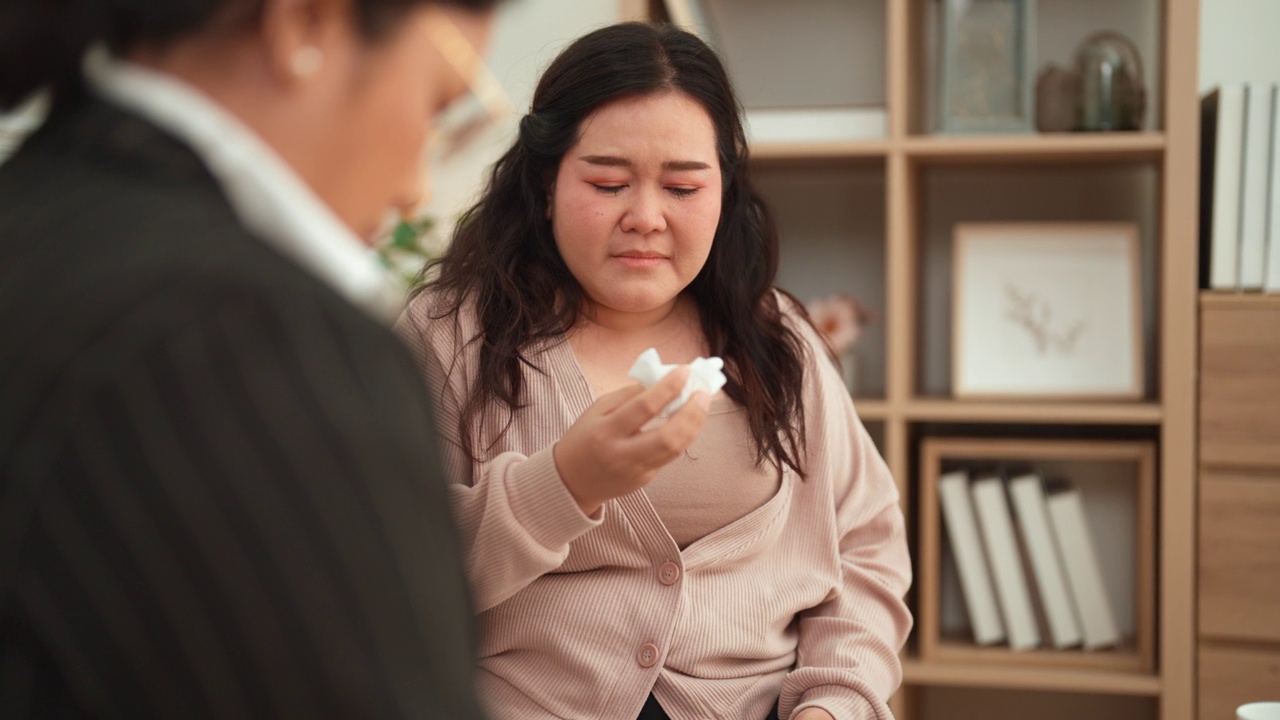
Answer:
[
  {"left": 1201, "top": 82, "right": 1280, "bottom": 293},
  {"left": 939, "top": 471, "right": 1120, "bottom": 651}
]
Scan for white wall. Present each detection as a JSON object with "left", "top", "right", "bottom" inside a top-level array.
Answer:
[{"left": 1199, "top": 0, "right": 1280, "bottom": 92}]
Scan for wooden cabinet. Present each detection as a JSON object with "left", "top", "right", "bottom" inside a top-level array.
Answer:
[
  {"left": 1199, "top": 646, "right": 1280, "bottom": 720},
  {"left": 1198, "top": 296, "right": 1280, "bottom": 719},
  {"left": 1199, "top": 474, "right": 1280, "bottom": 643},
  {"left": 1200, "top": 300, "right": 1280, "bottom": 469},
  {"left": 622, "top": 1, "right": 1200, "bottom": 717}
]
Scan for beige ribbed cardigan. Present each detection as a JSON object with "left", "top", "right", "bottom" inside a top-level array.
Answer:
[{"left": 395, "top": 291, "right": 912, "bottom": 720}]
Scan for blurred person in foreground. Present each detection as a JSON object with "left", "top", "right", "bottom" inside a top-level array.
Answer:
[
  {"left": 397, "top": 22, "right": 912, "bottom": 720},
  {"left": 0, "top": 0, "right": 573, "bottom": 715}
]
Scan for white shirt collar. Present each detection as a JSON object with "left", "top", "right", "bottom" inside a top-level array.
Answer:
[{"left": 82, "top": 47, "right": 402, "bottom": 323}]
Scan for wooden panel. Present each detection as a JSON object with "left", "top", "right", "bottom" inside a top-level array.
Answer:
[
  {"left": 616, "top": 0, "right": 648, "bottom": 21},
  {"left": 1199, "top": 475, "right": 1280, "bottom": 642},
  {"left": 904, "top": 399, "right": 1162, "bottom": 424},
  {"left": 1198, "top": 644, "right": 1280, "bottom": 720},
  {"left": 904, "top": 133, "right": 1166, "bottom": 164},
  {"left": 903, "top": 659, "right": 1162, "bottom": 696},
  {"left": 912, "top": 685, "right": 1156, "bottom": 720},
  {"left": 1200, "top": 301, "right": 1280, "bottom": 469}
]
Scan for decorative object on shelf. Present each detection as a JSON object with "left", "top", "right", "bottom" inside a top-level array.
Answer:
[
  {"left": 1034, "top": 63, "right": 1080, "bottom": 132},
  {"left": 939, "top": 0, "right": 1036, "bottom": 134},
  {"left": 951, "top": 222, "right": 1144, "bottom": 398},
  {"left": 1074, "top": 31, "right": 1146, "bottom": 131},
  {"left": 375, "top": 212, "right": 443, "bottom": 295},
  {"left": 805, "top": 293, "right": 874, "bottom": 394}
]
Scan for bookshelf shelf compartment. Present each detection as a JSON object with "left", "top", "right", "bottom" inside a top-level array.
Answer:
[{"left": 917, "top": 439, "right": 1157, "bottom": 678}]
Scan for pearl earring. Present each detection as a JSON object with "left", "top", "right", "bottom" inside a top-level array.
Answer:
[{"left": 291, "top": 46, "right": 323, "bottom": 77}]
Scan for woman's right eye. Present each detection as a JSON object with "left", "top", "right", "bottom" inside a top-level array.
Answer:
[{"left": 591, "top": 184, "right": 626, "bottom": 195}]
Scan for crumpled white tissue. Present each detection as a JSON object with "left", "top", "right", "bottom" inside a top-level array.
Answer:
[{"left": 627, "top": 347, "right": 727, "bottom": 415}]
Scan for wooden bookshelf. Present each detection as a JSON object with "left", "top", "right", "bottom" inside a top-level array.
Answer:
[
  {"left": 624, "top": 1, "right": 1201, "bottom": 718},
  {"left": 903, "top": 400, "right": 1164, "bottom": 425},
  {"left": 902, "top": 659, "right": 1164, "bottom": 696},
  {"left": 750, "top": 140, "right": 891, "bottom": 162},
  {"left": 903, "top": 133, "right": 1167, "bottom": 163}
]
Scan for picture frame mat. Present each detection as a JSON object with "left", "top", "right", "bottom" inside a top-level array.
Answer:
[{"left": 951, "top": 222, "right": 1144, "bottom": 399}]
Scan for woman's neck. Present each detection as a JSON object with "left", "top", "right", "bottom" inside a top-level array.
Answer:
[
  {"left": 569, "top": 294, "right": 707, "bottom": 387},
  {"left": 579, "top": 296, "right": 685, "bottom": 336}
]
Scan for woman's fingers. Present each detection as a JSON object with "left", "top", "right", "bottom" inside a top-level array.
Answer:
[
  {"left": 623, "top": 389, "right": 711, "bottom": 472},
  {"left": 605, "top": 366, "right": 690, "bottom": 431},
  {"left": 554, "top": 367, "right": 712, "bottom": 515},
  {"left": 590, "top": 382, "right": 646, "bottom": 415}
]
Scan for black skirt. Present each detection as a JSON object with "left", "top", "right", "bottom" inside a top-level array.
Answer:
[{"left": 635, "top": 693, "right": 782, "bottom": 720}]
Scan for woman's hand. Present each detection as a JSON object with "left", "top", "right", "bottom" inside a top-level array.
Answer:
[
  {"left": 554, "top": 366, "right": 710, "bottom": 515},
  {"left": 793, "top": 709, "right": 837, "bottom": 720}
]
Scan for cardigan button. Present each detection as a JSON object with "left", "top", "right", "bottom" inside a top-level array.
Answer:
[
  {"left": 658, "top": 561, "right": 680, "bottom": 586},
  {"left": 636, "top": 642, "right": 660, "bottom": 668}
]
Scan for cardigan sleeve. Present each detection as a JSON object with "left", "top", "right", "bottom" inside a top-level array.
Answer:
[
  {"left": 394, "top": 297, "right": 602, "bottom": 613},
  {"left": 777, "top": 300, "right": 914, "bottom": 720}
]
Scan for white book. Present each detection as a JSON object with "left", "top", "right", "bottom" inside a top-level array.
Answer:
[
  {"left": 1008, "top": 474, "right": 1083, "bottom": 649},
  {"left": 1240, "top": 83, "right": 1274, "bottom": 290},
  {"left": 971, "top": 476, "right": 1041, "bottom": 651},
  {"left": 937, "top": 471, "right": 1005, "bottom": 645},
  {"left": 1045, "top": 483, "right": 1120, "bottom": 650},
  {"left": 745, "top": 107, "right": 886, "bottom": 144},
  {"left": 1264, "top": 84, "right": 1280, "bottom": 294},
  {"left": 1201, "top": 85, "right": 1247, "bottom": 290}
]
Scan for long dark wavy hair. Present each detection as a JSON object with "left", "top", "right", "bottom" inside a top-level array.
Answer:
[{"left": 422, "top": 21, "right": 815, "bottom": 477}]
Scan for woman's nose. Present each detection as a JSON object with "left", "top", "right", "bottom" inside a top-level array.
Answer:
[{"left": 619, "top": 186, "right": 667, "bottom": 235}]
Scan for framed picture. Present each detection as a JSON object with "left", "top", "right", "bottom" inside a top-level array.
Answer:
[
  {"left": 951, "top": 223, "right": 1144, "bottom": 399},
  {"left": 939, "top": 0, "right": 1036, "bottom": 133}
]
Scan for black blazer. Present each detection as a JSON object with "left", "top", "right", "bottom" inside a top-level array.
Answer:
[{"left": 0, "top": 96, "right": 485, "bottom": 719}]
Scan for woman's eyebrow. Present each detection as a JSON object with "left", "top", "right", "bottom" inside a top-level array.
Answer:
[{"left": 578, "top": 155, "right": 712, "bottom": 172}]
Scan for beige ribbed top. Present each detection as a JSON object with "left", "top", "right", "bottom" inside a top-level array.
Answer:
[{"left": 396, "top": 291, "right": 913, "bottom": 720}]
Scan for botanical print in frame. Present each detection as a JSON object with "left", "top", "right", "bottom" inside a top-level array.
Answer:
[
  {"left": 951, "top": 223, "right": 1144, "bottom": 398},
  {"left": 940, "top": 0, "right": 1035, "bottom": 133}
]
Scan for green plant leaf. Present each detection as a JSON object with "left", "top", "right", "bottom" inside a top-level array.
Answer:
[{"left": 391, "top": 221, "right": 420, "bottom": 250}]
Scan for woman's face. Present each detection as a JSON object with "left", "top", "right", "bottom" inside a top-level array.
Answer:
[
  {"left": 550, "top": 91, "right": 723, "bottom": 325},
  {"left": 311, "top": 6, "right": 493, "bottom": 239}
]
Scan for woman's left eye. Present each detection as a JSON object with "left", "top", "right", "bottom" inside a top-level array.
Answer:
[
  {"left": 591, "top": 184, "right": 626, "bottom": 195},
  {"left": 667, "top": 187, "right": 699, "bottom": 199}
]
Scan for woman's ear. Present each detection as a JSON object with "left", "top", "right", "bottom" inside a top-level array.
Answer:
[
  {"left": 259, "top": 0, "right": 347, "bottom": 86},
  {"left": 545, "top": 181, "right": 555, "bottom": 221}
]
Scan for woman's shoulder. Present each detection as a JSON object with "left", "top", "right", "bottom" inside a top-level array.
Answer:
[
  {"left": 769, "top": 288, "right": 824, "bottom": 353},
  {"left": 395, "top": 285, "right": 480, "bottom": 355}
]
